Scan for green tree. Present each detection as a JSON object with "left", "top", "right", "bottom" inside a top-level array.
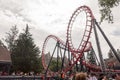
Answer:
[
  {"left": 0, "top": 40, "right": 6, "bottom": 47},
  {"left": 38, "top": 56, "right": 44, "bottom": 72},
  {"left": 5, "top": 25, "right": 18, "bottom": 52},
  {"left": 49, "top": 60, "right": 62, "bottom": 72},
  {"left": 98, "top": 0, "right": 120, "bottom": 23},
  {"left": 87, "top": 48, "right": 97, "bottom": 65},
  {"left": 108, "top": 49, "right": 114, "bottom": 58},
  {"left": 12, "top": 25, "right": 41, "bottom": 73}
]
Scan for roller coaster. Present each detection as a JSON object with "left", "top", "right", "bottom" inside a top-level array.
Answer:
[{"left": 41, "top": 5, "right": 120, "bottom": 79}]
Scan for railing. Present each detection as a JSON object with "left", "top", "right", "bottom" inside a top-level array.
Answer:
[
  {"left": 0, "top": 76, "right": 64, "bottom": 80},
  {"left": 0, "top": 76, "right": 43, "bottom": 80}
]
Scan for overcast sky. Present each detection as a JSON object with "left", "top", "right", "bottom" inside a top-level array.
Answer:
[{"left": 0, "top": 0, "right": 120, "bottom": 59}]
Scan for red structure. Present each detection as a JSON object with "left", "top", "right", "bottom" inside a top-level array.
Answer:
[{"left": 41, "top": 5, "right": 120, "bottom": 79}]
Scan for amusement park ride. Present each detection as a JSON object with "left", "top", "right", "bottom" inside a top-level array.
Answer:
[{"left": 41, "top": 5, "right": 120, "bottom": 79}]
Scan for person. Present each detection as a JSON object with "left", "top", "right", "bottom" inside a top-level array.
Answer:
[
  {"left": 102, "top": 75, "right": 108, "bottom": 80},
  {"left": 88, "top": 73, "right": 97, "bottom": 80},
  {"left": 112, "top": 74, "right": 120, "bottom": 80},
  {"left": 75, "top": 72, "right": 87, "bottom": 80},
  {"left": 61, "top": 72, "right": 65, "bottom": 79},
  {"left": 115, "top": 74, "right": 120, "bottom": 80},
  {"left": 98, "top": 74, "right": 104, "bottom": 80}
]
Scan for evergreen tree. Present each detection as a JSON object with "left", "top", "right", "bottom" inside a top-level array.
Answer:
[
  {"left": 108, "top": 49, "right": 114, "bottom": 58},
  {"left": 0, "top": 40, "right": 6, "bottom": 47},
  {"left": 5, "top": 25, "right": 18, "bottom": 52},
  {"left": 117, "top": 49, "right": 120, "bottom": 57},
  {"left": 38, "top": 56, "right": 44, "bottom": 72},
  {"left": 12, "top": 25, "right": 41, "bottom": 73},
  {"left": 87, "top": 48, "right": 97, "bottom": 65},
  {"left": 49, "top": 60, "right": 62, "bottom": 72}
]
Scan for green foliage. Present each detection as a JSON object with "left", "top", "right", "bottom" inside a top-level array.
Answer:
[
  {"left": 10, "top": 25, "right": 41, "bottom": 73},
  {"left": 49, "top": 60, "right": 62, "bottom": 72},
  {"left": 5, "top": 25, "right": 18, "bottom": 52},
  {"left": 0, "top": 40, "right": 6, "bottom": 47},
  {"left": 87, "top": 48, "right": 97, "bottom": 65},
  {"left": 38, "top": 56, "right": 44, "bottom": 72},
  {"left": 98, "top": 0, "right": 120, "bottom": 23},
  {"left": 108, "top": 49, "right": 114, "bottom": 58}
]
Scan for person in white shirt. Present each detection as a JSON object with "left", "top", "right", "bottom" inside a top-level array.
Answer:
[{"left": 88, "top": 73, "right": 97, "bottom": 80}]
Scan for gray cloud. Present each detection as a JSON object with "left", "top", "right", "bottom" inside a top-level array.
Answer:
[
  {"left": 0, "top": 0, "right": 23, "bottom": 13},
  {"left": 112, "top": 30, "right": 120, "bottom": 36},
  {"left": 0, "top": 0, "right": 119, "bottom": 59},
  {"left": 30, "top": 27, "right": 51, "bottom": 49},
  {"left": 0, "top": 0, "right": 34, "bottom": 23}
]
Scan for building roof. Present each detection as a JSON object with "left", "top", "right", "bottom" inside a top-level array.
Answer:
[{"left": 0, "top": 46, "right": 11, "bottom": 63}]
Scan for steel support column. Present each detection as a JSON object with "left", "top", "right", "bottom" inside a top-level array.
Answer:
[
  {"left": 94, "top": 19, "right": 120, "bottom": 63},
  {"left": 93, "top": 19, "right": 106, "bottom": 72}
]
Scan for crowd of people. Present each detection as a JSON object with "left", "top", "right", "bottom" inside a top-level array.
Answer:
[
  {"left": 73, "top": 72, "right": 120, "bottom": 80},
  {"left": 0, "top": 71, "right": 120, "bottom": 80}
]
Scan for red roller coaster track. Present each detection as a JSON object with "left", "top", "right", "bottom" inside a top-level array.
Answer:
[
  {"left": 42, "top": 5, "right": 94, "bottom": 73},
  {"left": 41, "top": 5, "right": 120, "bottom": 77}
]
